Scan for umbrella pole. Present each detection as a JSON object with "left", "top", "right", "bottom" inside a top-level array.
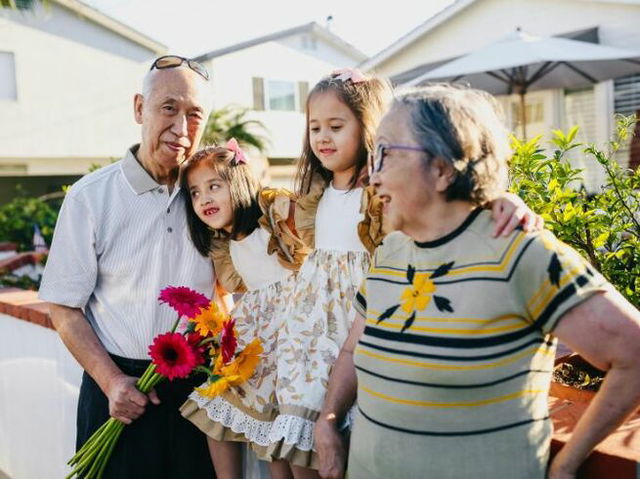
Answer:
[{"left": 519, "top": 91, "right": 527, "bottom": 140}]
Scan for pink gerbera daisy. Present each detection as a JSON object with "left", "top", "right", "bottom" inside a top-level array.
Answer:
[
  {"left": 158, "top": 286, "right": 209, "bottom": 319},
  {"left": 149, "top": 332, "right": 198, "bottom": 380}
]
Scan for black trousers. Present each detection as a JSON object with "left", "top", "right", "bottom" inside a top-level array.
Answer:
[{"left": 76, "top": 354, "right": 215, "bottom": 479}]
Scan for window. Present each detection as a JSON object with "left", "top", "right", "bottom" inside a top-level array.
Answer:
[
  {"left": 614, "top": 74, "right": 640, "bottom": 170},
  {"left": 252, "top": 78, "right": 309, "bottom": 112},
  {"left": 0, "top": 52, "right": 17, "bottom": 101},
  {"left": 267, "top": 80, "right": 296, "bottom": 111}
]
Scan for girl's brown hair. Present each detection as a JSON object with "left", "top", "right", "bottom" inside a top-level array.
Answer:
[
  {"left": 295, "top": 72, "right": 392, "bottom": 195},
  {"left": 180, "top": 145, "right": 262, "bottom": 256}
]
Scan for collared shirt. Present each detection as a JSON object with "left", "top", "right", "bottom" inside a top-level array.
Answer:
[{"left": 39, "top": 145, "right": 214, "bottom": 359}]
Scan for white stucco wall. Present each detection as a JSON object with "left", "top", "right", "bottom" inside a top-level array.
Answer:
[
  {"left": 0, "top": 315, "right": 82, "bottom": 479},
  {"left": 0, "top": 3, "right": 160, "bottom": 176},
  {"left": 204, "top": 41, "right": 351, "bottom": 159},
  {"left": 374, "top": 0, "right": 640, "bottom": 77},
  {"left": 369, "top": 0, "right": 640, "bottom": 188}
]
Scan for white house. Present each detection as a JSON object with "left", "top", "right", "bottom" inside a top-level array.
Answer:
[
  {"left": 193, "top": 22, "right": 367, "bottom": 188},
  {"left": 0, "top": 0, "right": 166, "bottom": 203},
  {"left": 361, "top": 0, "right": 640, "bottom": 190}
]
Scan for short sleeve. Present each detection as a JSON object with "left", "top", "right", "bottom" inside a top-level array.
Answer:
[
  {"left": 257, "top": 187, "right": 310, "bottom": 271},
  {"left": 209, "top": 238, "right": 246, "bottom": 294},
  {"left": 355, "top": 248, "right": 380, "bottom": 317},
  {"left": 512, "top": 230, "right": 608, "bottom": 334},
  {"left": 357, "top": 185, "right": 386, "bottom": 255},
  {"left": 355, "top": 277, "right": 367, "bottom": 317},
  {"left": 38, "top": 192, "right": 98, "bottom": 308}
]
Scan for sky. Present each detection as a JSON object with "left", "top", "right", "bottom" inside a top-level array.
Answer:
[{"left": 83, "top": 0, "right": 455, "bottom": 58}]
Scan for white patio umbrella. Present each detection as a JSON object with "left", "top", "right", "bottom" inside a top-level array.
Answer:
[{"left": 406, "top": 29, "right": 640, "bottom": 138}]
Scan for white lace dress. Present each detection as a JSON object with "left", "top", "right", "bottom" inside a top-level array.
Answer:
[
  {"left": 180, "top": 226, "right": 297, "bottom": 474},
  {"left": 260, "top": 182, "right": 374, "bottom": 468}
]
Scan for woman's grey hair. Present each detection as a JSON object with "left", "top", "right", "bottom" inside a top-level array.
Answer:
[{"left": 394, "top": 84, "right": 510, "bottom": 206}]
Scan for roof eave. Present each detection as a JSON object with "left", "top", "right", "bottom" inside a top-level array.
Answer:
[{"left": 52, "top": 0, "right": 167, "bottom": 54}]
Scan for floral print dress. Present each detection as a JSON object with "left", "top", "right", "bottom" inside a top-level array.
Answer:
[
  {"left": 180, "top": 188, "right": 308, "bottom": 453},
  {"left": 257, "top": 176, "right": 383, "bottom": 468}
]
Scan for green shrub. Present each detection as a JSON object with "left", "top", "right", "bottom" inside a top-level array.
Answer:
[
  {"left": 509, "top": 116, "right": 640, "bottom": 308},
  {"left": 0, "top": 190, "right": 58, "bottom": 252}
]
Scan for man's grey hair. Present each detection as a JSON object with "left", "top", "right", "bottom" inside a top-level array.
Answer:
[
  {"left": 140, "top": 65, "right": 213, "bottom": 109},
  {"left": 393, "top": 84, "right": 510, "bottom": 206}
]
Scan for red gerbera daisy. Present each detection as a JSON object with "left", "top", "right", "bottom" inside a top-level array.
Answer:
[
  {"left": 149, "top": 332, "right": 198, "bottom": 380},
  {"left": 186, "top": 332, "right": 207, "bottom": 367},
  {"left": 158, "top": 286, "right": 210, "bottom": 319},
  {"left": 220, "top": 319, "right": 238, "bottom": 364}
]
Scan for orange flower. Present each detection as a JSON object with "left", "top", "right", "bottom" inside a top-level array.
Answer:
[
  {"left": 196, "top": 376, "right": 238, "bottom": 398},
  {"left": 191, "top": 301, "right": 227, "bottom": 336},
  {"left": 220, "top": 339, "right": 263, "bottom": 382}
]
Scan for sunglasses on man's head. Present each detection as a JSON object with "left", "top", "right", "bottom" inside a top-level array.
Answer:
[{"left": 150, "top": 55, "right": 210, "bottom": 81}]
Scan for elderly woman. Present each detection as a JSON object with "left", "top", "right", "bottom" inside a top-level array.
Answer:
[{"left": 314, "top": 84, "right": 640, "bottom": 479}]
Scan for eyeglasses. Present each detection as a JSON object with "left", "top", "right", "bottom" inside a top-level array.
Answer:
[
  {"left": 370, "top": 143, "right": 432, "bottom": 174},
  {"left": 150, "top": 55, "right": 210, "bottom": 81}
]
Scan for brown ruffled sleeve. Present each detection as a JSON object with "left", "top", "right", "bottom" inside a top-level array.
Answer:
[
  {"left": 293, "top": 174, "right": 326, "bottom": 250},
  {"left": 258, "top": 187, "right": 311, "bottom": 271},
  {"left": 357, "top": 185, "right": 386, "bottom": 255},
  {"left": 209, "top": 237, "right": 247, "bottom": 294}
]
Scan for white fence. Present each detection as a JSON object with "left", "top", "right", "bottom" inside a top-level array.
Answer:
[{"left": 0, "top": 314, "right": 82, "bottom": 479}]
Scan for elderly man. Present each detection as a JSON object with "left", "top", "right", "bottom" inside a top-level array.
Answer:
[
  {"left": 315, "top": 85, "right": 640, "bottom": 479},
  {"left": 39, "top": 56, "right": 216, "bottom": 477}
]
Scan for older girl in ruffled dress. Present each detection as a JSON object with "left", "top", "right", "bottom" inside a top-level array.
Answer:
[{"left": 179, "top": 140, "right": 308, "bottom": 479}]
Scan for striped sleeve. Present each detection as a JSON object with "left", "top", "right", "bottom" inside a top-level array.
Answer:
[
  {"left": 39, "top": 191, "right": 98, "bottom": 308},
  {"left": 514, "top": 230, "right": 608, "bottom": 334},
  {"left": 355, "top": 277, "right": 367, "bottom": 316},
  {"left": 355, "top": 248, "right": 379, "bottom": 316}
]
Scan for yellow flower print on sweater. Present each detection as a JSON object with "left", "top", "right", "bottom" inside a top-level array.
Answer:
[
  {"left": 377, "top": 263, "right": 454, "bottom": 333},
  {"left": 400, "top": 273, "right": 436, "bottom": 313}
]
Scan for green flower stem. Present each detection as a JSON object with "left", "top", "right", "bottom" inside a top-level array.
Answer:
[
  {"left": 68, "top": 421, "right": 121, "bottom": 479},
  {"left": 95, "top": 423, "right": 124, "bottom": 479},
  {"left": 171, "top": 315, "right": 181, "bottom": 333},
  {"left": 138, "top": 369, "right": 161, "bottom": 393},
  {"left": 70, "top": 423, "right": 113, "bottom": 469},
  {"left": 68, "top": 421, "right": 110, "bottom": 465},
  {"left": 83, "top": 440, "right": 107, "bottom": 479},
  {"left": 136, "top": 363, "right": 156, "bottom": 390}
]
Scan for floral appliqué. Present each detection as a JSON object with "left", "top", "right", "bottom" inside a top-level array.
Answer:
[
  {"left": 377, "top": 262, "right": 455, "bottom": 333},
  {"left": 540, "top": 230, "right": 593, "bottom": 288}
]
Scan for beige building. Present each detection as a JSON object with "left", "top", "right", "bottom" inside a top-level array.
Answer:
[
  {"left": 194, "top": 22, "right": 367, "bottom": 188},
  {"left": 0, "top": 0, "right": 166, "bottom": 203},
  {"left": 361, "top": 0, "right": 640, "bottom": 190}
]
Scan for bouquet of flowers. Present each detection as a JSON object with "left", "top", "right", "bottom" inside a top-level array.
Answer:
[{"left": 66, "top": 286, "right": 262, "bottom": 479}]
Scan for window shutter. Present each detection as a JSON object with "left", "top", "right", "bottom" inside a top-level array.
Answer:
[
  {"left": 253, "top": 77, "right": 265, "bottom": 111},
  {"left": 298, "top": 81, "right": 309, "bottom": 112},
  {"left": 614, "top": 74, "right": 640, "bottom": 169}
]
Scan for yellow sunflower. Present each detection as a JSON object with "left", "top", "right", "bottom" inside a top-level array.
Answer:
[
  {"left": 191, "top": 301, "right": 227, "bottom": 336},
  {"left": 400, "top": 273, "right": 436, "bottom": 313},
  {"left": 220, "top": 339, "right": 263, "bottom": 382},
  {"left": 196, "top": 376, "right": 239, "bottom": 398}
]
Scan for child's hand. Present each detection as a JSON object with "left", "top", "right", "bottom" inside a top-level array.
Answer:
[{"left": 491, "top": 192, "right": 544, "bottom": 237}]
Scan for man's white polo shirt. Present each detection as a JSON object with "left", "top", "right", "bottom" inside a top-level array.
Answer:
[{"left": 39, "top": 146, "right": 214, "bottom": 359}]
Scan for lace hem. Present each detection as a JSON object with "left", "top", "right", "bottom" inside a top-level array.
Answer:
[
  {"left": 190, "top": 392, "right": 273, "bottom": 446},
  {"left": 267, "top": 414, "right": 315, "bottom": 451}
]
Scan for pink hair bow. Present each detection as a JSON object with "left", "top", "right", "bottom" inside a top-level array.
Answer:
[
  {"left": 331, "top": 67, "right": 367, "bottom": 84},
  {"left": 226, "top": 138, "right": 247, "bottom": 165}
]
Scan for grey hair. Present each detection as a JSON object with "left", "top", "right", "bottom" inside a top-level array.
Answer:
[
  {"left": 394, "top": 84, "right": 510, "bottom": 206},
  {"left": 140, "top": 66, "right": 213, "bottom": 109}
]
